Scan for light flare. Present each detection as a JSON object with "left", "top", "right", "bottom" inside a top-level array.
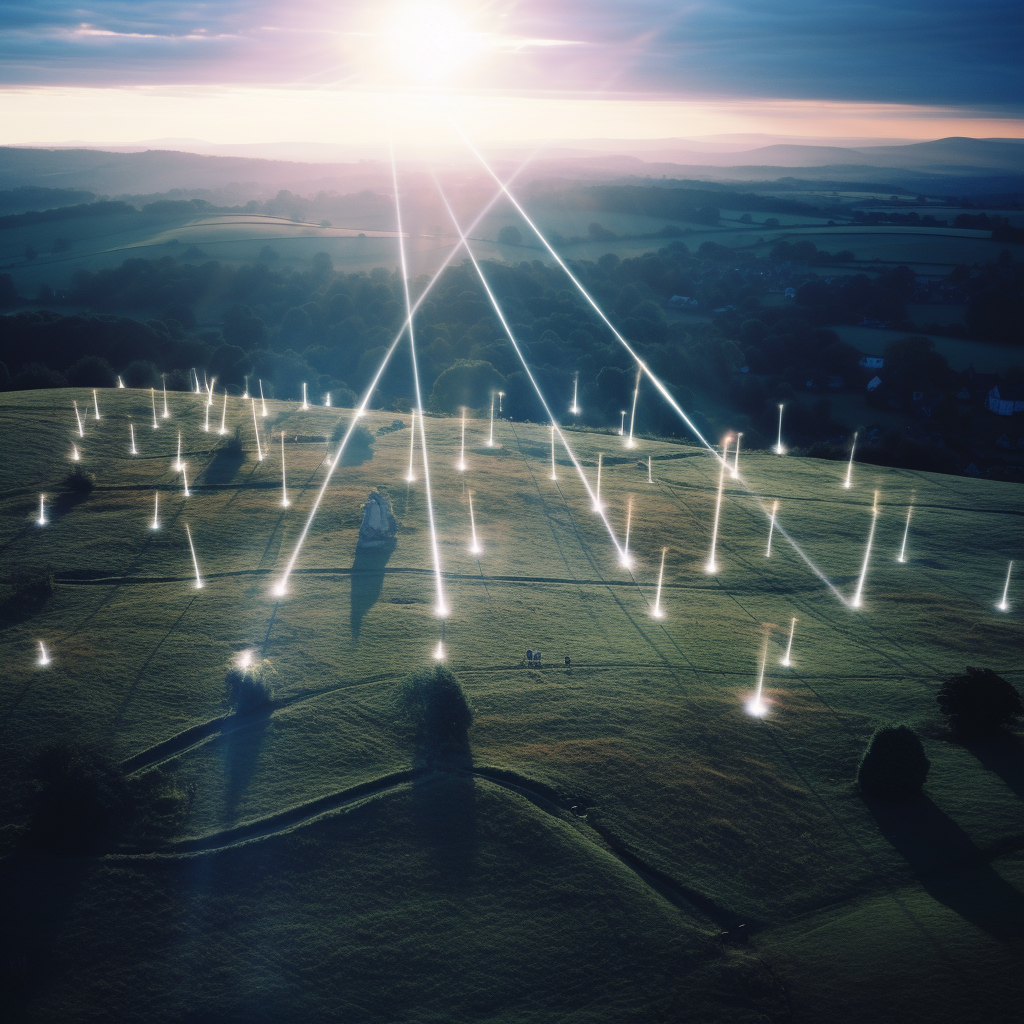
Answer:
[
  {"left": 117, "top": 376, "right": 125, "bottom": 388},
  {"left": 173, "top": 431, "right": 183, "bottom": 472},
  {"left": 280, "top": 433, "right": 290, "bottom": 507},
  {"left": 766, "top": 500, "right": 778, "bottom": 557},
  {"left": 259, "top": 379, "right": 268, "bottom": 418},
  {"left": 619, "top": 410, "right": 626, "bottom": 436},
  {"left": 252, "top": 399, "right": 264, "bottom": 460},
  {"left": 781, "top": 617, "right": 797, "bottom": 667},
  {"left": 898, "top": 506, "right": 913, "bottom": 562},
  {"left": 185, "top": 523, "right": 203, "bottom": 589},
  {"left": 71, "top": 444, "right": 80, "bottom": 462},
  {"left": 746, "top": 644, "right": 770, "bottom": 717},
  {"left": 219, "top": 389, "right": 228, "bottom": 435},
  {"left": 301, "top": 382, "right": 309, "bottom": 410},
  {"left": 129, "top": 422, "right": 137, "bottom": 455},
  {"left": 468, "top": 490, "right": 481, "bottom": 554},
  {"left": 92, "top": 389, "right": 100, "bottom": 420},
  {"left": 571, "top": 372, "right": 580, "bottom": 415},
  {"left": 151, "top": 490, "right": 160, "bottom": 529},
  {"left": 73, "top": 400, "right": 84, "bottom": 438},
  {"left": 851, "top": 492, "right": 879, "bottom": 609},
  {"left": 37, "top": 493, "right": 47, "bottom": 526},
  {"left": 243, "top": 376, "right": 250, "bottom": 400},
  {"left": 844, "top": 432, "right": 858, "bottom": 489},
  {"left": 626, "top": 366, "right": 641, "bottom": 448},
  {"left": 998, "top": 560, "right": 1013, "bottom": 612},
  {"left": 775, "top": 404, "right": 785, "bottom": 454},
  {"left": 37, "top": 641, "right": 51, "bottom": 666},
  {"left": 706, "top": 436, "right": 731, "bottom": 574},
  {"left": 152, "top": 388, "right": 160, "bottom": 428},
  {"left": 161, "top": 376, "right": 170, "bottom": 418},
  {"left": 181, "top": 466, "right": 191, "bottom": 497},
  {"left": 652, "top": 547, "right": 667, "bottom": 618},
  {"left": 457, "top": 408, "right": 467, "bottom": 471}
]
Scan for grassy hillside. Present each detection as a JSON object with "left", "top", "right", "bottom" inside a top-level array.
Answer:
[{"left": 1, "top": 387, "right": 1022, "bottom": 1022}]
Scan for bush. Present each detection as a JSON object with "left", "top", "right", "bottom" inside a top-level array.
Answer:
[
  {"left": 1, "top": 568, "right": 54, "bottom": 622},
  {"left": 27, "top": 742, "right": 135, "bottom": 852},
  {"left": 857, "top": 725, "right": 930, "bottom": 800},
  {"left": 337, "top": 422, "right": 375, "bottom": 465},
  {"left": 62, "top": 465, "right": 95, "bottom": 493},
  {"left": 937, "top": 667, "right": 1023, "bottom": 735},
  {"left": 225, "top": 662, "right": 274, "bottom": 715},
  {"left": 402, "top": 665, "right": 474, "bottom": 755}
]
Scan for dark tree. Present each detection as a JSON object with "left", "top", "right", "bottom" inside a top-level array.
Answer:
[
  {"left": 937, "top": 667, "right": 1023, "bottom": 735},
  {"left": 857, "top": 725, "right": 930, "bottom": 800},
  {"left": 225, "top": 663, "right": 274, "bottom": 715}
]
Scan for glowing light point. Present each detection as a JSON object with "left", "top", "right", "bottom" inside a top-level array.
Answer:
[
  {"left": 747, "top": 647, "right": 770, "bottom": 717},
  {"left": 161, "top": 376, "right": 170, "bottom": 419},
  {"left": 775, "top": 404, "right": 785, "bottom": 454},
  {"left": 652, "top": 547, "right": 667, "bottom": 618},
  {"left": 435, "top": 604, "right": 450, "bottom": 619},
  {"left": 619, "top": 410, "right": 626, "bottom": 436},
  {"left": 273, "top": 581, "right": 288, "bottom": 598},
  {"left": 71, "top": 444, "right": 80, "bottom": 462},
  {"left": 259, "top": 379, "right": 268, "bottom": 418},
  {"left": 73, "top": 400, "right": 84, "bottom": 438},
  {"left": 173, "top": 431, "right": 183, "bottom": 472},
  {"left": 433, "top": 642, "right": 446, "bottom": 661},
  {"left": 781, "top": 617, "right": 797, "bottom": 667},
  {"left": 570, "top": 372, "right": 580, "bottom": 415},
  {"left": 151, "top": 388, "right": 160, "bottom": 429},
  {"left": 998, "top": 560, "right": 1013, "bottom": 612},
  {"left": 301, "top": 382, "right": 309, "bottom": 410},
  {"left": 324, "top": 392, "right": 331, "bottom": 408},
  {"left": 92, "top": 389, "right": 100, "bottom": 420},
  {"left": 405, "top": 409, "right": 417, "bottom": 482},
  {"left": 237, "top": 649, "right": 254, "bottom": 669},
  {"left": 218, "top": 389, "right": 228, "bottom": 435},
  {"left": 37, "top": 494, "right": 47, "bottom": 526},
  {"left": 181, "top": 467, "right": 191, "bottom": 498},
  {"left": 129, "top": 422, "right": 137, "bottom": 456},
  {"left": 151, "top": 490, "right": 160, "bottom": 530},
  {"left": 117, "top": 376, "right": 125, "bottom": 388},
  {"left": 843, "top": 432, "right": 858, "bottom": 489},
  {"left": 207, "top": 377, "right": 216, "bottom": 407},
  {"left": 37, "top": 641, "right": 51, "bottom": 667},
  {"left": 243, "top": 376, "right": 250, "bottom": 401},
  {"left": 185, "top": 523, "right": 203, "bottom": 589},
  {"left": 898, "top": 505, "right": 913, "bottom": 563}
]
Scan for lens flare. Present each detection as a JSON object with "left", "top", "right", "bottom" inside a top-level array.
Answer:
[
  {"left": 73, "top": 400, "right": 84, "bottom": 438},
  {"left": 117, "top": 376, "right": 125, "bottom": 388},
  {"left": 781, "top": 616, "right": 797, "bottom": 667},
  {"left": 732, "top": 432, "right": 742, "bottom": 479},
  {"left": 37, "top": 493, "right": 47, "bottom": 526},
  {"left": 468, "top": 490, "right": 482, "bottom": 554},
  {"left": 570, "top": 372, "right": 580, "bottom": 415},
  {"left": 130, "top": 422, "right": 137, "bottom": 455},
  {"left": 185, "top": 523, "right": 203, "bottom": 588},
  {"left": 252, "top": 399, "right": 264, "bottom": 461},
  {"left": 151, "top": 490, "right": 160, "bottom": 529},
  {"left": 92, "top": 389, "right": 100, "bottom": 420},
  {"left": 161, "top": 376, "right": 169, "bottom": 419},
  {"left": 998, "top": 559, "right": 1013, "bottom": 612},
  {"left": 766, "top": 500, "right": 778, "bottom": 557},
  {"left": 706, "top": 436, "right": 731, "bottom": 574},
  {"left": 851, "top": 492, "right": 879, "bottom": 609},
  {"left": 259, "top": 379, "right": 268, "bottom": 418},
  {"left": 898, "top": 505, "right": 913, "bottom": 563},
  {"left": 151, "top": 388, "right": 160, "bottom": 429},
  {"left": 37, "top": 641, "right": 51, "bottom": 666},
  {"left": 302, "top": 382, "right": 309, "bottom": 410},
  {"left": 626, "top": 367, "right": 641, "bottom": 448},
  {"left": 844, "top": 432, "right": 858, "bottom": 489},
  {"left": 173, "top": 431, "right": 183, "bottom": 472},
  {"left": 775, "top": 404, "right": 785, "bottom": 454},
  {"left": 219, "top": 389, "right": 228, "bottom": 435},
  {"left": 652, "top": 546, "right": 667, "bottom": 618}
]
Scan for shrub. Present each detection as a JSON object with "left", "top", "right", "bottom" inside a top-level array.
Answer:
[
  {"left": 27, "top": 742, "right": 135, "bottom": 852},
  {"left": 402, "top": 665, "right": 474, "bottom": 755},
  {"left": 10, "top": 567, "right": 54, "bottom": 605},
  {"left": 937, "top": 667, "right": 1023, "bottom": 735},
  {"left": 337, "top": 422, "right": 375, "bottom": 465},
  {"left": 225, "top": 662, "right": 274, "bottom": 715},
  {"left": 62, "top": 465, "right": 96, "bottom": 493},
  {"left": 857, "top": 725, "right": 930, "bottom": 800}
]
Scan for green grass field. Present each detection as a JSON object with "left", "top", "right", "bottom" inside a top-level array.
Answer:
[{"left": 1, "top": 387, "right": 1022, "bottom": 1022}]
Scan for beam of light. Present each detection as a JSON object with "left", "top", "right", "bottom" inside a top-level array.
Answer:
[
  {"left": 181, "top": 466, "right": 191, "bottom": 497},
  {"left": 151, "top": 490, "right": 160, "bottom": 529},
  {"left": 161, "top": 376, "right": 170, "bottom": 419},
  {"left": 280, "top": 432, "right": 290, "bottom": 507},
  {"left": 626, "top": 366, "right": 641, "bottom": 448},
  {"left": 259, "top": 379, "right": 268, "bottom": 418},
  {"left": 652, "top": 546, "right": 667, "bottom": 618},
  {"left": 406, "top": 409, "right": 418, "bottom": 482},
  {"left": 468, "top": 490, "right": 481, "bottom": 554},
  {"left": 302, "top": 382, "right": 309, "bottom": 410},
  {"left": 130, "top": 422, "right": 137, "bottom": 455},
  {"left": 37, "top": 640, "right": 51, "bottom": 667},
  {"left": 73, "top": 400, "right": 84, "bottom": 438},
  {"left": 766, "top": 499, "right": 778, "bottom": 557},
  {"left": 243, "top": 376, "right": 250, "bottom": 400},
  {"left": 391, "top": 139, "right": 447, "bottom": 619},
  {"left": 998, "top": 560, "right": 1013, "bottom": 612},
  {"left": 70, "top": 443, "right": 80, "bottom": 462},
  {"left": 457, "top": 408, "right": 467, "bottom": 471},
  {"left": 325, "top": 392, "right": 332, "bottom": 408},
  {"left": 173, "top": 431, "right": 183, "bottom": 472},
  {"left": 185, "top": 523, "right": 203, "bottom": 589},
  {"left": 571, "top": 371, "right": 580, "bottom": 415},
  {"left": 775, "top": 404, "right": 785, "bottom": 454},
  {"left": 433, "top": 641, "right": 446, "bottom": 661},
  {"left": 898, "top": 505, "right": 913, "bottom": 563},
  {"left": 251, "top": 399, "right": 264, "bottom": 461},
  {"left": 706, "top": 436, "right": 732, "bottom": 574},
  {"left": 151, "top": 388, "right": 160, "bottom": 430},
  {"left": 193, "top": 368, "right": 201, "bottom": 394},
  {"left": 237, "top": 649, "right": 253, "bottom": 669},
  {"left": 550, "top": 425, "right": 558, "bottom": 480},
  {"left": 497, "top": 391, "right": 503, "bottom": 414},
  {"left": 851, "top": 492, "right": 879, "bottom": 609},
  {"left": 620, "top": 496, "right": 633, "bottom": 568},
  {"left": 647, "top": 455, "right": 652, "bottom": 484},
  {"left": 202, "top": 393, "right": 209, "bottom": 432},
  {"left": 487, "top": 394, "right": 495, "bottom": 447},
  {"left": 117, "top": 376, "right": 125, "bottom": 389},
  {"left": 37, "top": 493, "right": 47, "bottom": 526},
  {"left": 732, "top": 432, "right": 742, "bottom": 479},
  {"left": 619, "top": 410, "right": 626, "bottom": 436},
  {"left": 435, "top": 181, "right": 628, "bottom": 564},
  {"left": 92, "top": 389, "right": 100, "bottom": 420},
  {"left": 781, "top": 616, "right": 797, "bottom": 667},
  {"left": 844, "top": 432, "right": 858, "bottom": 489},
  {"left": 219, "top": 389, "right": 228, "bottom": 435},
  {"left": 594, "top": 453, "right": 603, "bottom": 512},
  {"left": 746, "top": 640, "right": 770, "bottom": 717},
  {"left": 271, "top": 186, "right": 510, "bottom": 602},
  {"left": 207, "top": 377, "right": 216, "bottom": 407}
]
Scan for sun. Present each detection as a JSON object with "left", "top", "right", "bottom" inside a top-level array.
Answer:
[{"left": 384, "top": 4, "right": 488, "bottom": 84}]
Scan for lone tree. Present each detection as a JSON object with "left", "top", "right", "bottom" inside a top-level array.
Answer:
[
  {"left": 857, "top": 725, "right": 930, "bottom": 800},
  {"left": 937, "top": 666, "right": 1023, "bottom": 735},
  {"left": 225, "top": 660, "right": 274, "bottom": 715}
]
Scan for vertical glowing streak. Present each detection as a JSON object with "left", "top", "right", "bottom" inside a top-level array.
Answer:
[
  {"left": 161, "top": 376, "right": 169, "bottom": 418},
  {"left": 259, "top": 380, "right": 268, "bottom": 418},
  {"left": 243, "top": 376, "right": 249, "bottom": 400},
  {"left": 732, "top": 433, "right": 742, "bottom": 479},
  {"left": 748, "top": 647, "right": 769, "bottom": 716},
  {"left": 325, "top": 392, "right": 331, "bottom": 408},
  {"left": 468, "top": 491, "right": 481, "bottom": 553},
  {"left": 782, "top": 617, "right": 797, "bottom": 666},
  {"left": 571, "top": 372, "right": 579, "bottom": 414},
  {"left": 652, "top": 547, "right": 666, "bottom": 617},
  {"left": 38, "top": 494, "right": 47, "bottom": 525},
  {"left": 281, "top": 432, "right": 290, "bottom": 507},
  {"left": 219, "top": 390, "right": 228, "bottom": 434},
  {"left": 621, "top": 497, "right": 633, "bottom": 567},
  {"left": 766, "top": 500, "right": 778, "bottom": 557},
  {"left": 706, "top": 437, "right": 732, "bottom": 573},
  {"left": 252, "top": 399, "right": 264, "bottom": 460},
  {"left": 498, "top": 391, "right": 503, "bottom": 413},
  {"left": 193, "top": 368, "right": 201, "bottom": 394},
  {"left": 550, "top": 425, "right": 558, "bottom": 480},
  {"left": 130, "top": 422, "right": 137, "bottom": 455},
  {"left": 37, "top": 641, "right": 50, "bottom": 666},
  {"left": 647, "top": 455, "right": 652, "bottom": 484},
  {"left": 151, "top": 490, "right": 159, "bottom": 529},
  {"left": 776, "top": 404, "right": 785, "bottom": 454},
  {"left": 302, "top": 382, "right": 308, "bottom": 409},
  {"left": 458, "top": 409, "right": 467, "bottom": 471},
  {"left": 117, "top": 376, "right": 125, "bottom": 388},
  {"left": 595, "top": 453, "right": 603, "bottom": 511},
  {"left": 185, "top": 524, "right": 203, "bottom": 588},
  {"left": 998, "top": 560, "right": 1013, "bottom": 612},
  {"left": 390, "top": 141, "right": 446, "bottom": 617},
  {"left": 852, "top": 492, "right": 879, "bottom": 609},
  {"left": 487, "top": 395, "right": 495, "bottom": 446},
  {"left": 73, "top": 400, "right": 84, "bottom": 437},
  {"left": 181, "top": 466, "right": 190, "bottom": 497},
  {"left": 844, "top": 432, "right": 858, "bottom": 489},
  {"left": 152, "top": 388, "right": 160, "bottom": 429},
  {"left": 627, "top": 367, "right": 641, "bottom": 447},
  {"left": 207, "top": 378, "right": 216, "bottom": 406},
  {"left": 92, "top": 389, "right": 100, "bottom": 419},
  {"left": 406, "top": 409, "right": 417, "bottom": 482},
  {"left": 619, "top": 410, "right": 626, "bottom": 436},
  {"left": 898, "top": 506, "right": 913, "bottom": 562},
  {"left": 203, "top": 397, "right": 210, "bottom": 433},
  {"left": 71, "top": 444, "right": 80, "bottom": 461},
  {"left": 174, "top": 431, "right": 182, "bottom": 471}
]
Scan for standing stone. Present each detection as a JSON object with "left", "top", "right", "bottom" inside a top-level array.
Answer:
[{"left": 358, "top": 489, "right": 398, "bottom": 548}]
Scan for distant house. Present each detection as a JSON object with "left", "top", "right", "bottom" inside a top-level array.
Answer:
[
  {"left": 859, "top": 355, "right": 884, "bottom": 370},
  {"left": 867, "top": 375, "right": 882, "bottom": 391},
  {"left": 987, "top": 386, "right": 1024, "bottom": 416}
]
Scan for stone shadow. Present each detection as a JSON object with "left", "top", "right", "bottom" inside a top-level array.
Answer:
[
  {"left": 966, "top": 733, "right": 1024, "bottom": 803},
  {"left": 349, "top": 539, "right": 396, "bottom": 639},
  {"left": 868, "top": 795, "right": 1024, "bottom": 938}
]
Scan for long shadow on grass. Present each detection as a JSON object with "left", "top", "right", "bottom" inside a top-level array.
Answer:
[
  {"left": 221, "top": 711, "right": 271, "bottom": 824},
  {"left": 350, "top": 540, "right": 396, "bottom": 639},
  {"left": 199, "top": 443, "right": 245, "bottom": 486},
  {"left": 965, "top": 733, "right": 1024, "bottom": 803},
  {"left": 868, "top": 796, "right": 1024, "bottom": 938}
]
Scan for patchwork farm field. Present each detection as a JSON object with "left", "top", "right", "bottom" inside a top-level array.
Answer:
[{"left": 1, "top": 387, "right": 1022, "bottom": 1023}]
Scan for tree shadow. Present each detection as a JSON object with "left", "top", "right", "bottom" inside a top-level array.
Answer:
[
  {"left": 350, "top": 540, "right": 396, "bottom": 639},
  {"left": 51, "top": 489, "right": 92, "bottom": 519},
  {"left": 220, "top": 711, "right": 270, "bottom": 824},
  {"left": 867, "top": 796, "right": 1024, "bottom": 938},
  {"left": 200, "top": 444, "right": 246, "bottom": 486},
  {"left": 965, "top": 733, "right": 1024, "bottom": 803}
]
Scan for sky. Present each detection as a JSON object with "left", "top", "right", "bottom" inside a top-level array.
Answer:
[{"left": 1, "top": 0, "right": 1022, "bottom": 146}]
